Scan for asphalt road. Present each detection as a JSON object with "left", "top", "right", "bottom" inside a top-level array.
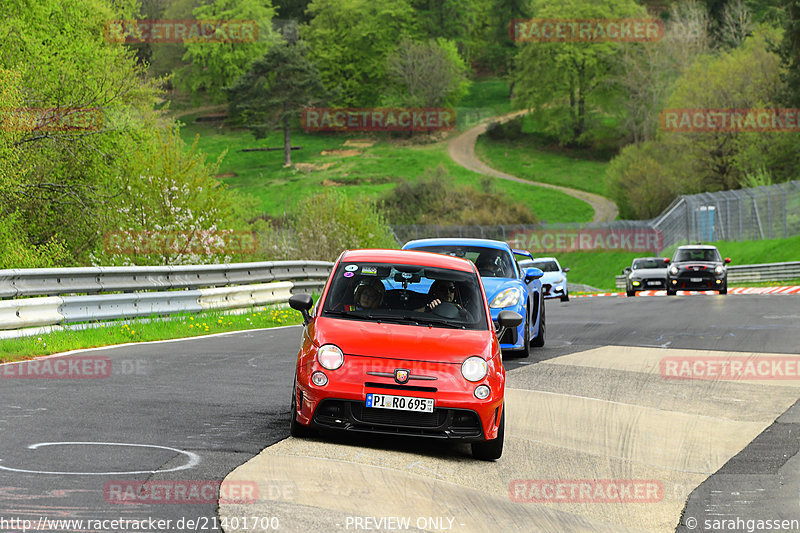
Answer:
[
  {"left": 1, "top": 293, "right": 798, "bottom": 532},
  {"left": 0, "top": 326, "right": 300, "bottom": 532}
]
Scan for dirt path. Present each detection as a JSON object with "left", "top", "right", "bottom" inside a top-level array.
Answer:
[{"left": 448, "top": 110, "right": 619, "bottom": 223}]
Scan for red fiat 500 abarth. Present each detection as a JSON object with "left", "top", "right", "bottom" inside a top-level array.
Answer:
[{"left": 288, "top": 249, "right": 522, "bottom": 460}]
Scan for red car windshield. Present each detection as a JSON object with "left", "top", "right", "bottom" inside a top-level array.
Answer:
[{"left": 322, "top": 262, "right": 489, "bottom": 330}]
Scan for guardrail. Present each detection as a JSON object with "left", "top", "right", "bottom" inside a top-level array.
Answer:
[
  {"left": 0, "top": 261, "right": 334, "bottom": 336},
  {"left": 615, "top": 261, "right": 800, "bottom": 288},
  {"left": 0, "top": 261, "right": 332, "bottom": 299}
]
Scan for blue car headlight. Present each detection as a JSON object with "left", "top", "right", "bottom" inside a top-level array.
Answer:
[{"left": 490, "top": 287, "right": 521, "bottom": 308}]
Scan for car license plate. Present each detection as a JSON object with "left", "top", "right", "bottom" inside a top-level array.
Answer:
[
  {"left": 647, "top": 281, "right": 661, "bottom": 286},
  {"left": 366, "top": 393, "right": 434, "bottom": 413},
  {"left": 690, "top": 277, "right": 702, "bottom": 282}
]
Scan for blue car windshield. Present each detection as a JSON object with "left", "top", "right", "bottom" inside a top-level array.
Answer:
[
  {"left": 321, "top": 262, "right": 489, "bottom": 330},
  {"left": 408, "top": 245, "right": 516, "bottom": 278}
]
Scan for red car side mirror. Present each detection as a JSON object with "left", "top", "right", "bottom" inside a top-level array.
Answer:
[
  {"left": 664, "top": 258, "right": 670, "bottom": 264},
  {"left": 724, "top": 257, "right": 731, "bottom": 263}
]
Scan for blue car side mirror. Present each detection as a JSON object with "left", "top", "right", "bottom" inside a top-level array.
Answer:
[{"left": 524, "top": 267, "right": 543, "bottom": 282}]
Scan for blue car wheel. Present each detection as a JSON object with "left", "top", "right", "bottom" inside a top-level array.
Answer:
[{"left": 531, "top": 294, "right": 545, "bottom": 347}]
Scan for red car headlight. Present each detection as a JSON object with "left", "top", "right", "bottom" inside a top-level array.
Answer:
[
  {"left": 317, "top": 344, "right": 344, "bottom": 370},
  {"left": 461, "top": 356, "right": 488, "bottom": 382}
]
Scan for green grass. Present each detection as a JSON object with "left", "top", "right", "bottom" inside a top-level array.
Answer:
[
  {"left": 475, "top": 136, "right": 611, "bottom": 197},
  {"left": 558, "top": 251, "right": 643, "bottom": 291},
  {"left": 563, "top": 234, "right": 800, "bottom": 292},
  {"left": 453, "top": 79, "right": 513, "bottom": 130},
  {"left": 0, "top": 306, "right": 303, "bottom": 363}
]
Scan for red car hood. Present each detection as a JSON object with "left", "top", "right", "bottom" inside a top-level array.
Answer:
[{"left": 311, "top": 316, "right": 493, "bottom": 363}]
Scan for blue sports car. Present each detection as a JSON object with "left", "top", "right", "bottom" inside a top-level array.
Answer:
[{"left": 402, "top": 238, "right": 545, "bottom": 357}]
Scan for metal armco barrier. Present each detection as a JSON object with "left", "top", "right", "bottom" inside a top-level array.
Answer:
[
  {"left": 615, "top": 261, "right": 800, "bottom": 288},
  {"left": 197, "top": 283, "right": 293, "bottom": 311},
  {"left": 0, "top": 297, "right": 64, "bottom": 330},
  {"left": 0, "top": 262, "right": 333, "bottom": 334},
  {"left": 0, "top": 261, "right": 333, "bottom": 300},
  {"left": 59, "top": 291, "right": 204, "bottom": 323}
]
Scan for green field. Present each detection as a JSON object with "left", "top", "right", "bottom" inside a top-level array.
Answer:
[{"left": 474, "top": 136, "right": 611, "bottom": 197}]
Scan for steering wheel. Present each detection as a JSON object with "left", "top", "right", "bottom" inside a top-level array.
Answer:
[{"left": 430, "top": 301, "right": 473, "bottom": 322}]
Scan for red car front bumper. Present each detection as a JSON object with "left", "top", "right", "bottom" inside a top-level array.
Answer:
[{"left": 294, "top": 353, "right": 504, "bottom": 442}]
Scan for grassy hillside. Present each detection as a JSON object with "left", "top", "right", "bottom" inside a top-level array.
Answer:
[
  {"left": 475, "top": 136, "right": 611, "bottom": 197},
  {"left": 175, "top": 79, "right": 596, "bottom": 224}
]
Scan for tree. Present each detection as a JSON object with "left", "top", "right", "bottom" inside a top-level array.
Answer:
[
  {"left": 179, "top": 0, "right": 279, "bottom": 103},
  {"left": 0, "top": 0, "right": 245, "bottom": 266},
  {"left": 475, "top": 0, "right": 529, "bottom": 83},
  {"left": 384, "top": 38, "right": 471, "bottom": 107},
  {"left": 662, "top": 26, "right": 792, "bottom": 190},
  {"left": 512, "top": 0, "right": 646, "bottom": 145},
  {"left": 410, "top": 0, "right": 479, "bottom": 61},
  {"left": 91, "top": 127, "right": 247, "bottom": 266},
  {"left": 303, "top": 0, "right": 416, "bottom": 106},
  {"left": 227, "top": 36, "right": 328, "bottom": 167},
  {"left": 0, "top": 0, "right": 164, "bottom": 263},
  {"left": 614, "top": 1, "right": 711, "bottom": 144},
  {"left": 779, "top": 0, "right": 800, "bottom": 106},
  {"left": 606, "top": 27, "right": 800, "bottom": 218},
  {"left": 719, "top": 0, "right": 754, "bottom": 47}
]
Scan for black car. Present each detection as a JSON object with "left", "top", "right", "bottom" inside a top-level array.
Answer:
[
  {"left": 624, "top": 257, "right": 669, "bottom": 296},
  {"left": 666, "top": 244, "right": 731, "bottom": 295}
]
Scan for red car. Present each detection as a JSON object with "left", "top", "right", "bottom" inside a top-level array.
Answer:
[{"left": 288, "top": 249, "right": 522, "bottom": 460}]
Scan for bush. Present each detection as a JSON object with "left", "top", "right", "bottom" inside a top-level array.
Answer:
[
  {"left": 604, "top": 141, "right": 681, "bottom": 220},
  {"left": 0, "top": 212, "right": 69, "bottom": 268},
  {"left": 263, "top": 190, "right": 398, "bottom": 261},
  {"left": 90, "top": 127, "right": 253, "bottom": 266},
  {"left": 379, "top": 166, "right": 537, "bottom": 225},
  {"left": 485, "top": 116, "right": 524, "bottom": 140}
]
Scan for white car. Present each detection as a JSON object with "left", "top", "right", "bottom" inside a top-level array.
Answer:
[{"left": 519, "top": 257, "right": 569, "bottom": 302}]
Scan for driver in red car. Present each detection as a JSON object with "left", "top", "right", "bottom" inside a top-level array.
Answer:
[
  {"left": 351, "top": 278, "right": 384, "bottom": 310},
  {"left": 419, "top": 280, "right": 462, "bottom": 312}
]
